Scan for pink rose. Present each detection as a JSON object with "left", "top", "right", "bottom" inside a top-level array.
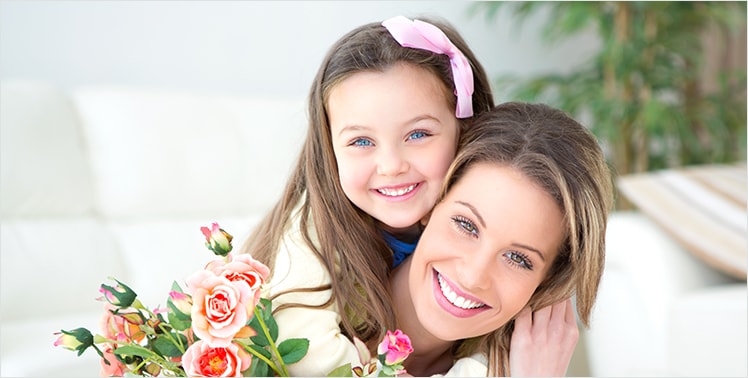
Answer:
[
  {"left": 99, "top": 303, "right": 145, "bottom": 343},
  {"left": 181, "top": 340, "right": 251, "bottom": 377},
  {"left": 205, "top": 253, "right": 270, "bottom": 307},
  {"left": 201, "top": 223, "right": 234, "bottom": 257},
  {"left": 100, "top": 344, "right": 127, "bottom": 377},
  {"left": 186, "top": 270, "right": 253, "bottom": 347},
  {"left": 377, "top": 329, "right": 413, "bottom": 366}
]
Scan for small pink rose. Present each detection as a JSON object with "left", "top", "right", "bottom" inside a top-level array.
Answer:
[
  {"left": 100, "top": 344, "right": 127, "bottom": 377},
  {"left": 186, "top": 270, "right": 253, "bottom": 347},
  {"left": 168, "top": 290, "right": 193, "bottom": 317},
  {"left": 377, "top": 329, "right": 413, "bottom": 366},
  {"left": 205, "top": 253, "right": 270, "bottom": 307},
  {"left": 182, "top": 340, "right": 251, "bottom": 377},
  {"left": 201, "top": 223, "right": 233, "bottom": 256},
  {"left": 99, "top": 303, "right": 145, "bottom": 343}
]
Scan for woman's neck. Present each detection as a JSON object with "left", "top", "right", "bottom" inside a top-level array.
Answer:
[{"left": 390, "top": 258, "right": 454, "bottom": 376}]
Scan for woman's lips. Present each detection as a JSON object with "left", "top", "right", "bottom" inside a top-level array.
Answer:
[{"left": 432, "top": 268, "right": 490, "bottom": 318}]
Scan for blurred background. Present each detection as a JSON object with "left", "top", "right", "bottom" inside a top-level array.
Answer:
[{"left": 1, "top": 1, "right": 746, "bottom": 377}]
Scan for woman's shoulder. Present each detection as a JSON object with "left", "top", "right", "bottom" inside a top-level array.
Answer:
[{"left": 437, "top": 353, "right": 488, "bottom": 377}]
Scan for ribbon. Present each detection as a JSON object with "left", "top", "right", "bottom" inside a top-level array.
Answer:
[{"left": 382, "top": 15, "right": 475, "bottom": 118}]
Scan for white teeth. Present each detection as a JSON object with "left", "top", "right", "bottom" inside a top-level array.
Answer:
[
  {"left": 377, "top": 184, "right": 416, "bottom": 197},
  {"left": 437, "top": 273, "right": 486, "bottom": 310}
]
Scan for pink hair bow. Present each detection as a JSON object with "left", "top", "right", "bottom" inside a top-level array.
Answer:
[{"left": 382, "top": 15, "right": 475, "bottom": 118}]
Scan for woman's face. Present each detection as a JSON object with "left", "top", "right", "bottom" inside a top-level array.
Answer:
[
  {"left": 328, "top": 63, "right": 459, "bottom": 237},
  {"left": 408, "top": 162, "right": 565, "bottom": 340}
]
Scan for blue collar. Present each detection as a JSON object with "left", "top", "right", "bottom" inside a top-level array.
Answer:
[{"left": 382, "top": 231, "right": 419, "bottom": 268}]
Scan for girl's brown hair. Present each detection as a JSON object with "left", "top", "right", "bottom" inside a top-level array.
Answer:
[
  {"left": 241, "top": 16, "right": 494, "bottom": 345},
  {"left": 444, "top": 102, "right": 614, "bottom": 375}
]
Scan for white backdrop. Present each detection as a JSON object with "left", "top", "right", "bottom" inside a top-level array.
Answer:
[{"left": 0, "top": 1, "right": 598, "bottom": 100}]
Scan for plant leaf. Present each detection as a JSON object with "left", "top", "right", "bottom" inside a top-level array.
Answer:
[
  {"left": 246, "top": 355, "right": 272, "bottom": 376},
  {"left": 278, "top": 338, "right": 309, "bottom": 365},
  {"left": 327, "top": 363, "right": 354, "bottom": 377},
  {"left": 112, "top": 344, "right": 158, "bottom": 360}
]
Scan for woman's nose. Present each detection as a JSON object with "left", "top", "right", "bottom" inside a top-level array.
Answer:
[{"left": 456, "top": 252, "right": 494, "bottom": 292}]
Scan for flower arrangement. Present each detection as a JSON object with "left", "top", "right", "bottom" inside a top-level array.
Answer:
[{"left": 54, "top": 223, "right": 412, "bottom": 377}]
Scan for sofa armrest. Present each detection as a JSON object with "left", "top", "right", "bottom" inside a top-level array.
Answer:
[{"left": 586, "top": 211, "right": 738, "bottom": 376}]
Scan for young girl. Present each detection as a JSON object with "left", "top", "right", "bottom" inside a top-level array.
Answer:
[
  {"left": 240, "top": 15, "right": 494, "bottom": 375},
  {"left": 392, "top": 102, "right": 615, "bottom": 376}
]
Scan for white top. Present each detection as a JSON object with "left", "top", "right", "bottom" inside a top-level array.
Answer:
[{"left": 265, "top": 207, "right": 488, "bottom": 376}]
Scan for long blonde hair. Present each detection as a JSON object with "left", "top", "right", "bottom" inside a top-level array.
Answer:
[
  {"left": 240, "top": 16, "right": 494, "bottom": 344},
  {"left": 444, "top": 102, "right": 614, "bottom": 375}
]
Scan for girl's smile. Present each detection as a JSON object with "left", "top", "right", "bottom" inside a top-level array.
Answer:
[{"left": 373, "top": 182, "right": 421, "bottom": 201}]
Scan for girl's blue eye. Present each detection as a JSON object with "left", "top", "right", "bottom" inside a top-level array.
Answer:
[
  {"left": 407, "top": 130, "right": 430, "bottom": 141},
  {"left": 451, "top": 216, "right": 478, "bottom": 238},
  {"left": 351, "top": 138, "right": 373, "bottom": 147},
  {"left": 504, "top": 251, "right": 534, "bottom": 271}
]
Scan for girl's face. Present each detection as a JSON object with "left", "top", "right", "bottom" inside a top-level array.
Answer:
[
  {"left": 328, "top": 63, "right": 459, "bottom": 237},
  {"left": 408, "top": 163, "right": 564, "bottom": 340}
]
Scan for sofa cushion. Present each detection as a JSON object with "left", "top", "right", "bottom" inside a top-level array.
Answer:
[
  {"left": 617, "top": 163, "right": 747, "bottom": 279},
  {"left": 0, "top": 80, "right": 95, "bottom": 218},
  {"left": 0, "top": 218, "right": 129, "bottom": 321},
  {"left": 667, "top": 284, "right": 747, "bottom": 377},
  {"left": 72, "top": 86, "right": 305, "bottom": 220}
]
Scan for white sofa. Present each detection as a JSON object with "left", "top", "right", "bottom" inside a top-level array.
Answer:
[
  {"left": 1, "top": 79, "right": 745, "bottom": 377},
  {"left": 0, "top": 79, "right": 306, "bottom": 376},
  {"left": 585, "top": 210, "right": 747, "bottom": 375}
]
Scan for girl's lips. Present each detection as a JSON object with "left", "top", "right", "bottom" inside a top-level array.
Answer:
[
  {"left": 432, "top": 268, "right": 490, "bottom": 318},
  {"left": 372, "top": 182, "right": 421, "bottom": 202}
]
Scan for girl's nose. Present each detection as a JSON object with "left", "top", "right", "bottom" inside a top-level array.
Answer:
[{"left": 376, "top": 148, "right": 409, "bottom": 176}]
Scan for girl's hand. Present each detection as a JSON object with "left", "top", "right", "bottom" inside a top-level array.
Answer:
[{"left": 509, "top": 298, "right": 579, "bottom": 377}]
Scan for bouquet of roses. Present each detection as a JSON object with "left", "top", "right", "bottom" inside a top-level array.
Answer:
[{"left": 54, "top": 223, "right": 413, "bottom": 377}]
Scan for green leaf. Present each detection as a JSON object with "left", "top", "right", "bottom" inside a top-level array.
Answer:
[
  {"left": 264, "top": 312, "right": 279, "bottom": 342},
  {"left": 327, "top": 363, "right": 354, "bottom": 377},
  {"left": 167, "top": 310, "right": 191, "bottom": 331},
  {"left": 245, "top": 343, "right": 272, "bottom": 359},
  {"left": 248, "top": 315, "right": 270, "bottom": 347},
  {"left": 112, "top": 344, "right": 158, "bottom": 360},
  {"left": 278, "top": 338, "right": 309, "bottom": 365},
  {"left": 246, "top": 355, "right": 272, "bottom": 376},
  {"left": 151, "top": 333, "right": 187, "bottom": 357}
]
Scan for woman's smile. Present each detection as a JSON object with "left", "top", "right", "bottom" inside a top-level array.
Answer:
[{"left": 432, "top": 268, "right": 491, "bottom": 318}]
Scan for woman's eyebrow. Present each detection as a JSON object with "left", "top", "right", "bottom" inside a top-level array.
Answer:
[
  {"left": 455, "top": 200, "right": 486, "bottom": 228},
  {"left": 511, "top": 243, "right": 546, "bottom": 262}
]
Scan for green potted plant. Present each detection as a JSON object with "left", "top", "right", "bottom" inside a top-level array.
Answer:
[{"left": 471, "top": 2, "right": 746, "bottom": 182}]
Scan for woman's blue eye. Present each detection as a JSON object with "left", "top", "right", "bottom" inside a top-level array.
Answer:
[
  {"left": 352, "top": 138, "right": 373, "bottom": 147},
  {"left": 407, "top": 131, "right": 430, "bottom": 141},
  {"left": 505, "top": 251, "right": 534, "bottom": 271}
]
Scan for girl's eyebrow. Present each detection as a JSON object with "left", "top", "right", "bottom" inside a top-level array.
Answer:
[
  {"left": 337, "top": 115, "right": 443, "bottom": 137},
  {"left": 455, "top": 200, "right": 547, "bottom": 262}
]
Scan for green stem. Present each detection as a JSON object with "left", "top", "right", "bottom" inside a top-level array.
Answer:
[
  {"left": 156, "top": 322, "right": 186, "bottom": 354},
  {"left": 95, "top": 336, "right": 185, "bottom": 376},
  {"left": 234, "top": 339, "right": 283, "bottom": 377},
  {"left": 253, "top": 307, "right": 290, "bottom": 376}
]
